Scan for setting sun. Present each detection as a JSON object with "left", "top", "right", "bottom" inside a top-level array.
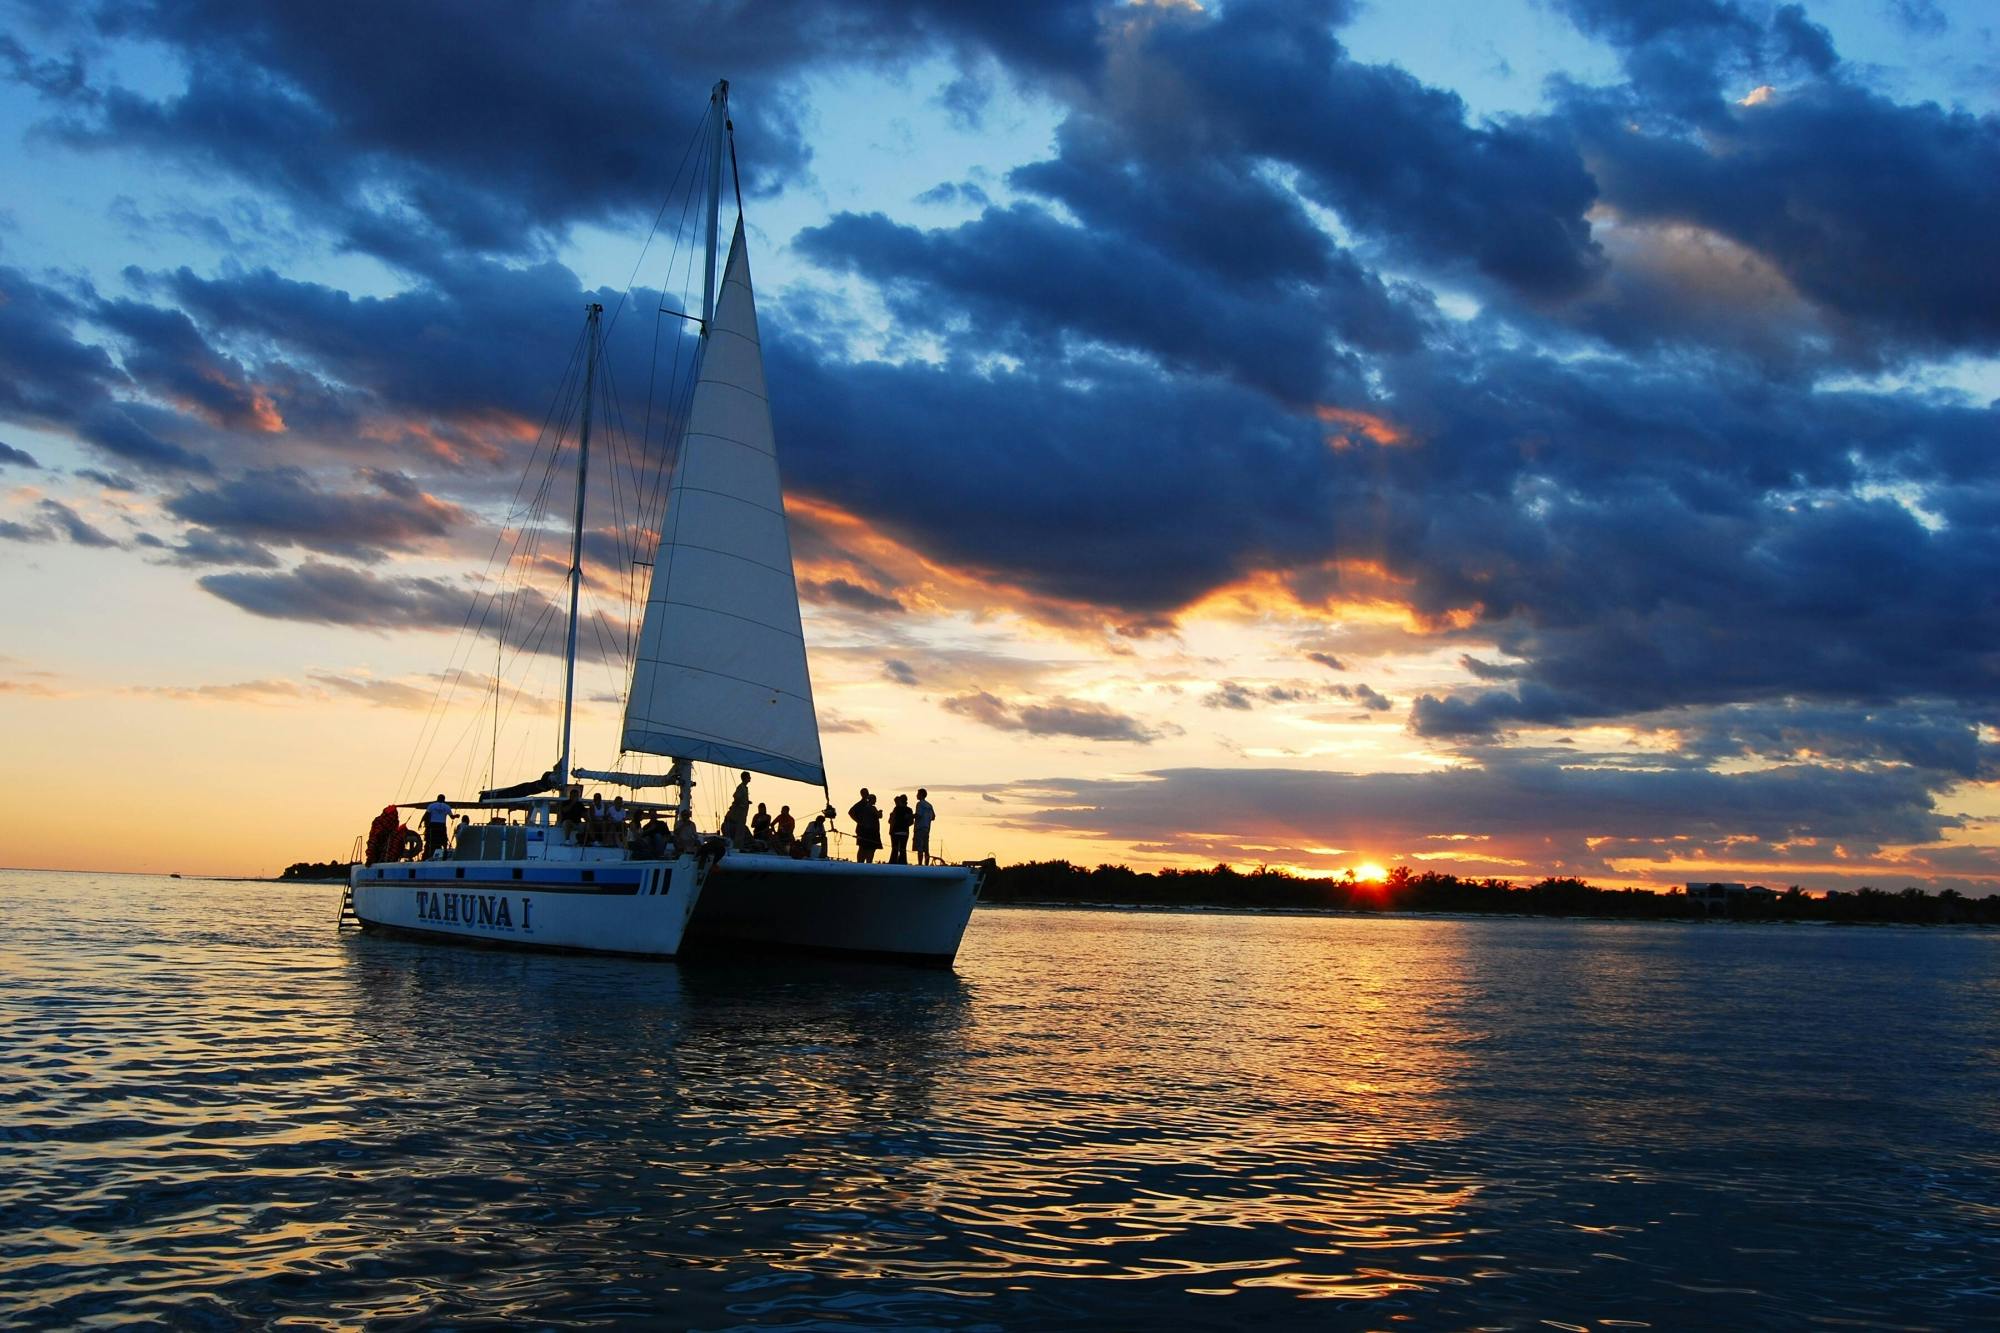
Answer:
[{"left": 1353, "top": 862, "right": 1389, "bottom": 883}]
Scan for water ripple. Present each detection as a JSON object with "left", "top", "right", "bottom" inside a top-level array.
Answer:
[{"left": 2, "top": 873, "right": 1997, "bottom": 1328}]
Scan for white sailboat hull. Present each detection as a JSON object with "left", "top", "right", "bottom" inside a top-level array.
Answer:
[
  {"left": 348, "top": 853, "right": 983, "bottom": 965},
  {"left": 349, "top": 856, "right": 707, "bottom": 958},
  {"left": 686, "top": 855, "right": 983, "bottom": 966}
]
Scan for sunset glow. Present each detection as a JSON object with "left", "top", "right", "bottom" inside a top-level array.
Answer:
[{"left": 0, "top": 1, "right": 1993, "bottom": 897}]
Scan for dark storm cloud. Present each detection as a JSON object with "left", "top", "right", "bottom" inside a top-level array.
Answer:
[
  {"left": 198, "top": 560, "right": 481, "bottom": 630},
  {"left": 1404, "top": 486, "right": 2000, "bottom": 738},
  {"left": 0, "top": 265, "right": 216, "bottom": 474},
  {"left": 164, "top": 467, "right": 469, "bottom": 562},
  {"left": 14, "top": 0, "right": 1135, "bottom": 267},
  {"left": 0, "top": 498, "right": 119, "bottom": 547},
  {"left": 1195, "top": 11, "right": 1596, "bottom": 298},
  {"left": 157, "top": 258, "right": 611, "bottom": 424},
  {"left": 0, "top": 441, "right": 39, "bottom": 468},
  {"left": 75, "top": 468, "right": 136, "bottom": 490},
  {"left": 1332, "top": 683, "right": 1392, "bottom": 712},
  {"left": 805, "top": 577, "right": 905, "bottom": 614},
  {"left": 798, "top": 203, "right": 1410, "bottom": 403},
  {"left": 19, "top": 1, "right": 838, "bottom": 260},
  {"left": 1572, "top": 84, "right": 2000, "bottom": 354},
  {"left": 1205, "top": 681, "right": 1329, "bottom": 711},
  {"left": 1552, "top": 0, "right": 1834, "bottom": 122},
  {"left": 914, "top": 181, "right": 991, "bottom": 209},
  {"left": 91, "top": 295, "right": 274, "bottom": 430},
  {"left": 151, "top": 526, "right": 282, "bottom": 569},
  {"left": 766, "top": 332, "right": 1341, "bottom": 617},
  {"left": 1670, "top": 702, "right": 1997, "bottom": 782},
  {"left": 998, "top": 759, "right": 1955, "bottom": 874},
  {"left": 942, "top": 690, "right": 1162, "bottom": 743}
]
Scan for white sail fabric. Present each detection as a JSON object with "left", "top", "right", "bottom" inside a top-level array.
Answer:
[{"left": 620, "top": 220, "right": 825, "bottom": 786}]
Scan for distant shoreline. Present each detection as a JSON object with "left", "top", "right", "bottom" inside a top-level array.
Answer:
[{"left": 976, "top": 899, "right": 1995, "bottom": 928}]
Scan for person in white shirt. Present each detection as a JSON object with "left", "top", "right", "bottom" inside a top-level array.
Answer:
[
  {"left": 424, "top": 794, "right": 452, "bottom": 858},
  {"left": 913, "top": 789, "right": 936, "bottom": 865}
]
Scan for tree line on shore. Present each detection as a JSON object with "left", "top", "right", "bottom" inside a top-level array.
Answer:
[{"left": 981, "top": 861, "right": 2000, "bottom": 925}]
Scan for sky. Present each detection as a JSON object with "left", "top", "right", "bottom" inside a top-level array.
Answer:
[{"left": 1, "top": 0, "right": 1996, "bottom": 887}]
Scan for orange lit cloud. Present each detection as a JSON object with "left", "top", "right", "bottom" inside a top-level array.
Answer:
[
  {"left": 1315, "top": 404, "right": 1408, "bottom": 449},
  {"left": 787, "top": 493, "right": 1152, "bottom": 638}
]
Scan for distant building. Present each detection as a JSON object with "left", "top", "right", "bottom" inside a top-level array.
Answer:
[{"left": 1685, "top": 882, "right": 1777, "bottom": 916}]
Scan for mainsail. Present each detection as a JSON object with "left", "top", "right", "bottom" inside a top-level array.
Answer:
[{"left": 620, "top": 219, "right": 826, "bottom": 786}]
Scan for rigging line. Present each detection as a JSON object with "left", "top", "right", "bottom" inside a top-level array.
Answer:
[
  {"left": 728, "top": 113, "right": 745, "bottom": 220},
  {"left": 484, "top": 609, "right": 560, "bottom": 784},
  {"left": 495, "top": 375, "right": 582, "bottom": 656},
  {"left": 393, "top": 321, "right": 587, "bottom": 796},
  {"left": 404, "top": 364, "right": 584, "bottom": 800},
  {"left": 598, "top": 353, "right": 651, "bottom": 664},
  {"left": 416, "top": 398, "right": 572, "bottom": 794},
  {"left": 597, "top": 355, "right": 639, "bottom": 594},
  {"left": 635, "top": 182, "right": 706, "bottom": 545},
  {"left": 602, "top": 103, "right": 710, "bottom": 344}
]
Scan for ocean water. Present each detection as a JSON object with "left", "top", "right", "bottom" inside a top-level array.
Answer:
[{"left": 1, "top": 871, "right": 1996, "bottom": 1330}]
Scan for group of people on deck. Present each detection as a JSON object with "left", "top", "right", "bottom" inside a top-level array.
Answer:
[
  {"left": 718, "top": 773, "right": 940, "bottom": 864},
  {"left": 845, "top": 787, "right": 936, "bottom": 865},
  {"left": 367, "top": 774, "right": 939, "bottom": 865},
  {"left": 717, "top": 771, "right": 828, "bottom": 857}
]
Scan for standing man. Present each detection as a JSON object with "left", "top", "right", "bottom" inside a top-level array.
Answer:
[
  {"left": 887, "top": 794, "right": 914, "bottom": 864},
  {"left": 722, "top": 771, "right": 752, "bottom": 845},
  {"left": 423, "top": 793, "right": 452, "bottom": 859},
  {"left": 849, "top": 788, "right": 882, "bottom": 863},
  {"left": 913, "top": 788, "right": 936, "bottom": 865}
]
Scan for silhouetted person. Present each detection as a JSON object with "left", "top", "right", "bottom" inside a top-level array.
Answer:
[
  {"left": 674, "top": 813, "right": 702, "bottom": 855},
  {"left": 849, "top": 789, "right": 882, "bottom": 863},
  {"left": 888, "top": 793, "right": 913, "bottom": 864},
  {"left": 772, "top": 804, "right": 795, "bottom": 851},
  {"left": 423, "top": 793, "right": 451, "bottom": 858},
  {"left": 800, "top": 814, "right": 828, "bottom": 859},
  {"left": 751, "top": 802, "right": 772, "bottom": 843},
  {"left": 914, "top": 788, "right": 936, "bottom": 865},
  {"left": 558, "top": 785, "right": 587, "bottom": 844},
  {"left": 722, "top": 770, "right": 752, "bottom": 845}
]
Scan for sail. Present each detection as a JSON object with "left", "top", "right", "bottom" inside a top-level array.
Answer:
[{"left": 620, "top": 220, "right": 826, "bottom": 786}]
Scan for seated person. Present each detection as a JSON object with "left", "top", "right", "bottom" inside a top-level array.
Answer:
[
  {"left": 634, "top": 816, "right": 671, "bottom": 859},
  {"left": 673, "top": 814, "right": 702, "bottom": 856},
  {"left": 557, "top": 787, "right": 588, "bottom": 844}
]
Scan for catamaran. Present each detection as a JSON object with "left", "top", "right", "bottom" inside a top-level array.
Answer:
[{"left": 343, "top": 82, "right": 984, "bottom": 966}]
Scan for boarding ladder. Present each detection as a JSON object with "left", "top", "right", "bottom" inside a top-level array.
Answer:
[{"left": 336, "top": 837, "right": 361, "bottom": 929}]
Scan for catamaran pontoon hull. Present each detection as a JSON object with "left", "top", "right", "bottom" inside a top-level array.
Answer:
[
  {"left": 686, "top": 856, "right": 983, "bottom": 966},
  {"left": 348, "top": 853, "right": 984, "bottom": 965},
  {"left": 349, "top": 856, "right": 708, "bottom": 957}
]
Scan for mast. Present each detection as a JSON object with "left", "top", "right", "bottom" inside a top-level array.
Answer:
[
  {"left": 701, "top": 80, "right": 729, "bottom": 332},
  {"left": 556, "top": 301, "right": 604, "bottom": 789},
  {"left": 667, "top": 78, "right": 728, "bottom": 825}
]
